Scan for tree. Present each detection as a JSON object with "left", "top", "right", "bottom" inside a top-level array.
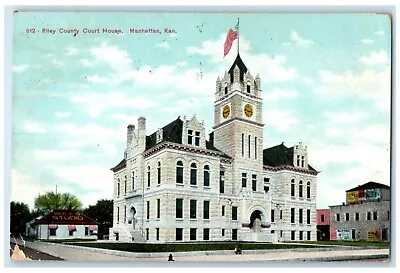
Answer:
[
  {"left": 83, "top": 199, "right": 113, "bottom": 239},
  {"left": 34, "top": 191, "right": 83, "bottom": 214},
  {"left": 10, "top": 201, "right": 31, "bottom": 236}
]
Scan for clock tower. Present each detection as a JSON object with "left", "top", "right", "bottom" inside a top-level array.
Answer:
[{"left": 213, "top": 54, "right": 263, "bottom": 163}]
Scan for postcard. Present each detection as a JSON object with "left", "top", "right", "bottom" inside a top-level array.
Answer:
[{"left": 9, "top": 10, "right": 391, "bottom": 264}]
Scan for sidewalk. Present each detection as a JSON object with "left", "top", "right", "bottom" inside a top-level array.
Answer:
[{"left": 9, "top": 238, "right": 390, "bottom": 263}]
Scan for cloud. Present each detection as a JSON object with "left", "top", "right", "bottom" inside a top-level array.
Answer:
[
  {"left": 110, "top": 113, "right": 139, "bottom": 125},
  {"left": 80, "top": 59, "right": 96, "bottom": 67},
  {"left": 361, "top": 39, "right": 375, "bottom": 44},
  {"left": 155, "top": 41, "right": 170, "bottom": 49},
  {"left": 315, "top": 67, "right": 390, "bottom": 111},
  {"left": 86, "top": 74, "right": 109, "bottom": 83},
  {"left": 262, "top": 88, "right": 299, "bottom": 102},
  {"left": 283, "top": 31, "right": 314, "bottom": 47},
  {"left": 374, "top": 30, "right": 384, "bottom": 36},
  {"left": 34, "top": 149, "right": 80, "bottom": 160},
  {"left": 90, "top": 42, "right": 133, "bottom": 72},
  {"left": 70, "top": 92, "right": 158, "bottom": 117},
  {"left": 324, "top": 111, "right": 366, "bottom": 124},
  {"left": 263, "top": 110, "right": 298, "bottom": 132},
  {"left": 12, "top": 65, "right": 29, "bottom": 73},
  {"left": 23, "top": 122, "right": 47, "bottom": 134},
  {"left": 54, "top": 111, "right": 71, "bottom": 119},
  {"left": 65, "top": 46, "right": 80, "bottom": 56},
  {"left": 52, "top": 59, "right": 65, "bottom": 67},
  {"left": 359, "top": 50, "right": 389, "bottom": 66}
]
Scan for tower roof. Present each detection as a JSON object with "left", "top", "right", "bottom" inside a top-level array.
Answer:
[{"left": 228, "top": 54, "right": 248, "bottom": 77}]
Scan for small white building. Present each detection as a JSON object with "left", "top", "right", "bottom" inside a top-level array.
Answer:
[{"left": 26, "top": 210, "right": 99, "bottom": 240}]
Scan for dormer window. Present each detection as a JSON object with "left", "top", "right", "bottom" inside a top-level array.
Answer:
[
  {"left": 188, "top": 130, "right": 193, "bottom": 144},
  {"left": 297, "top": 155, "right": 300, "bottom": 166},
  {"left": 247, "top": 83, "right": 251, "bottom": 94},
  {"left": 301, "top": 156, "right": 305, "bottom": 167},
  {"left": 188, "top": 129, "right": 200, "bottom": 146},
  {"left": 195, "top": 131, "right": 200, "bottom": 146},
  {"left": 156, "top": 128, "right": 163, "bottom": 143}
]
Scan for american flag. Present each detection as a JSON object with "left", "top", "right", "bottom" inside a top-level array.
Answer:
[{"left": 223, "top": 23, "right": 239, "bottom": 57}]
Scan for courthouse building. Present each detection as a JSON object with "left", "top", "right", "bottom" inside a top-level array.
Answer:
[{"left": 109, "top": 54, "right": 319, "bottom": 242}]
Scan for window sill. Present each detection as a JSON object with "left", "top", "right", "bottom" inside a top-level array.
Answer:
[
  {"left": 190, "top": 185, "right": 198, "bottom": 188},
  {"left": 157, "top": 184, "right": 161, "bottom": 187},
  {"left": 176, "top": 218, "right": 183, "bottom": 222},
  {"left": 176, "top": 183, "right": 184, "bottom": 187},
  {"left": 204, "top": 186, "right": 211, "bottom": 189}
]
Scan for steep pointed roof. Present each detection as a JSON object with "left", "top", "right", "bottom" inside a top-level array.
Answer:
[
  {"left": 228, "top": 54, "right": 248, "bottom": 76},
  {"left": 263, "top": 143, "right": 317, "bottom": 171}
]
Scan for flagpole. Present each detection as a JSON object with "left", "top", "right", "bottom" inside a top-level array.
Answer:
[{"left": 237, "top": 18, "right": 240, "bottom": 55}]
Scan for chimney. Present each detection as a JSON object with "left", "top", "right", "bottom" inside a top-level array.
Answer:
[
  {"left": 127, "top": 124, "right": 135, "bottom": 147},
  {"left": 138, "top": 116, "right": 146, "bottom": 152}
]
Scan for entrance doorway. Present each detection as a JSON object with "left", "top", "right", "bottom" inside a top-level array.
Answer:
[{"left": 249, "top": 210, "right": 263, "bottom": 231}]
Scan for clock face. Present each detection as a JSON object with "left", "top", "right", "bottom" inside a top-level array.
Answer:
[
  {"left": 244, "top": 104, "right": 253, "bottom": 117},
  {"left": 222, "top": 105, "right": 230, "bottom": 118}
]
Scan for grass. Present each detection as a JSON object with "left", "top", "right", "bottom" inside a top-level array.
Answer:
[
  {"left": 64, "top": 241, "right": 326, "bottom": 253},
  {"left": 293, "top": 240, "right": 390, "bottom": 248}
]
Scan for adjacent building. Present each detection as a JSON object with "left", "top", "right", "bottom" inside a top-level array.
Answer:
[
  {"left": 109, "top": 54, "right": 319, "bottom": 243},
  {"left": 317, "top": 209, "right": 330, "bottom": 241},
  {"left": 26, "top": 210, "right": 98, "bottom": 240},
  {"left": 329, "top": 181, "right": 390, "bottom": 241}
]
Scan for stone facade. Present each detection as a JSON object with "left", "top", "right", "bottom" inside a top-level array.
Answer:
[{"left": 109, "top": 54, "right": 319, "bottom": 243}]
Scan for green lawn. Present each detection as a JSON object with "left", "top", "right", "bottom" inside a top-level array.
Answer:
[
  {"left": 293, "top": 240, "right": 390, "bottom": 247},
  {"left": 64, "top": 241, "right": 326, "bottom": 252}
]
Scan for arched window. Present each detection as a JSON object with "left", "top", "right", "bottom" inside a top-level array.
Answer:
[
  {"left": 224, "top": 83, "right": 228, "bottom": 95},
  {"left": 307, "top": 182, "right": 311, "bottom": 199},
  {"left": 299, "top": 180, "right": 303, "bottom": 198},
  {"left": 190, "top": 163, "right": 197, "bottom": 185},
  {"left": 203, "top": 165, "right": 210, "bottom": 187},
  {"left": 117, "top": 178, "right": 120, "bottom": 197},
  {"left": 124, "top": 175, "right": 127, "bottom": 195},
  {"left": 176, "top": 161, "right": 183, "bottom": 184},
  {"left": 147, "top": 166, "right": 151, "bottom": 187},
  {"left": 157, "top": 162, "right": 161, "bottom": 184},
  {"left": 247, "top": 84, "right": 251, "bottom": 93},
  {"left": 291, "top": 179, "right": 295, "bottom": 197}
]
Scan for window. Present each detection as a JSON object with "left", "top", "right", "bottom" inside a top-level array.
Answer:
[
  {"left": 190, "top": 228, "right": 197, "bottom": 240},
  {"left": 50, "top": 229, "right": 56, "bottom": 236},
  {"left": 124, "top": 205, "right": 126, "bottom": 222},
  {"left": 387, "top": 210, "right": 390, "bottom": 220},
  {"left": 297, "top": 155, "right": 300, "bottom": 166},
  {"left": 307, "top": 182, "right": 311, "bottom": 199},
  {"left": 321, "top": 214, "right": 325, "bottom": 223},
  {"left": 252, "top": 174, "right": 257, "bottom": 191},
  {"left": 241, "top": 133, "right": 244, "bottom": 157},
  {"left": 222, "top": 206, "right": 225, "bottom": 216},
  {"left": 280, "top": 230, "right": 283, "bottom": 238},
  {"left": 247, "top": 84, "right": 251, "bottom": 93},
  {"left": 355, "top": 212, "right": 360, "bottom": 221},
  {"left": 307, "top": 231, "right": 311, "bottom": 240},
  {"left": 241, "top": 173, "right": 247, "bottom": 188},
  {"left": 232, "top": 206, "right": 238, "bottom": 220},
  {"left": 280, "top": 210, "right": 283, "bottom": 220},
  {"left": 224, "top": 86, "right": 228, "bottom": 95},
  {"left": 299, "top": 231, "right": 303, "bottom": 240},
  {"left": 301, "top": 156, "right": 305, "bottom": 167},
  {"left": 188, "top": 129, "right": 193, "bottom": 145},
  {"left": 222, "top": 229, "right": 225, "bottom": 236},
  {"left": 373, "top": 211, "right": 378, "bottom": 220},
  {"left": 117, "top": 207, "right": 120, "bottom": 223},
  {"left": 291, "top": 179, "right": 295, "bottom": 197},
  {"left": 254, "top": 137, "right": 257, "bottom": 159},
  {"left": 248, "top": 135, "right": 251, "bottom": 158},
  {"left": 195, "top": 131, "right": 200, "bottom": 146},
  {"left": 124, "top": 176, "right": 127, "bottom": 195},
  {"left": 146, "top": 228, "right": 149, "bottom": 240},
  {"left": 264, "top": 186, "right": 269, "bottom": 193},
  {"left": 203, "top": 165, "right": 210, "bottom": 187},
  {"left": 176, "top": 161, "right": 183, "bottom": 184},
  {"left": 291, "top": 230, "right": 295, "bottom": 240},
  {"left": 203, "top": 200, "right": 210, "bottom": 219},
  {"left": 132, "top": 171, "right": 135, "bottom": 191},
  {"left": 336, "top": 213, "right": 340, "bottom": 222},
  {"left": 345, "top": 213, "right": 350, "bottom": 221},
  {"left": 219, "top": 171, "right": 225, "bottom": 193},
  {"left": 299, "top": 209, "right": 303, "bottom": 224},
  {"left": 176, "top": 199, "right": 183, "bottom": 218},
  {"left": 203, "top": 228, "right": 210, "bottom": 240},
  {"left": 367, "top": 211, "right": 371, "bottom": 220},
  {"left": 307, "top": 209, "right": 311, "bottom": 224},
  {"left": 291, "top": 208, "right": 295, "bottom": 223},
  {"left": 190, "top": 200, "right": 197, "bottom": 219},
  {"left": 117, "top": 178, "right": 120, "bottom": 197},
  {"left": 176, "top": 228, "right": 183, "bottom": 241},
  {"left": 157, "top": 199, "right": 160, "bottom": 219},
  {"left": 190, "top": 163, "right": 197, "bottom": 185},
  {"left": 146, "top": 201, "right": 150, "bottom": 220},
  {"left": 69, "top": 230, "right": 74, "bottom": 236},
  {"left": 156, "top": 228, "right": 160, "bottom": 241},
  {"left": 271, "top": 209, "right": 275, "bottom": 223},
  {"left": 147, "top": 166, "right": 150, "bottom": 187},
  {"left": 157, "top": 162, "right": 161, "bottom": 184},
  {"left": 232, "top": 229, "right": 238, "bottom": 240},
  {"left": 299, "top": 181, "right": 303, "bottom": 198},
  {"left": 85, "top": 227, "right": 89, "bottom": 236},
  {"left": 271, "top": 230, "right": 275, "bottom": 234}
]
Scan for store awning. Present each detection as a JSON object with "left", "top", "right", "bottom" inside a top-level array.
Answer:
[
  {"left": 48, "top": 224, "right": 58, "bottom": 229},
  {"left": 68, "top": 225, "right": 76, "bottom": 231},
  {"left": 89, "top": 225, "right": 98, "bottom": 231}
]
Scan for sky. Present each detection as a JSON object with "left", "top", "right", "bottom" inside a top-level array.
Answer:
[{"left": 9, "top": 12, "right": 391, "bottom": 210}]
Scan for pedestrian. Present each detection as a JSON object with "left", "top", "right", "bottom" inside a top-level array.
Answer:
[{"left": 168, "top": 253, "right": 174, "bottom": 261}]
